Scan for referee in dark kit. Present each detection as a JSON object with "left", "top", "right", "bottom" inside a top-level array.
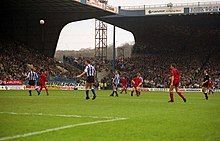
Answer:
[
  {"left": 26, "top": 69, "right": 39, "bottom": 96},
  {"left": 77, "top": 60, "right": 97, "bottom": 100}
]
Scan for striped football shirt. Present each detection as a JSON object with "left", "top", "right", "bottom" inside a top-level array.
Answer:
[
  {"left": 27, "top": 71, "right": 38, "bottom": 81},
  {"left": 84, "top": 64, "right": 96, "bottom": 77}
]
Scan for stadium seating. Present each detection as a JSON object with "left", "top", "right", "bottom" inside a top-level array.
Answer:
[
  {"left": 0, "top": 40, "right": 81, "bottom": 84},
  {"left": 116, "top": 26, "right": 220, "bottom": 88},
  {"left": 0, "top": 34, "right": 219, "bottom": 88},
  {"left": 62, "top": 26, "right": 220, "bottom": 89}
]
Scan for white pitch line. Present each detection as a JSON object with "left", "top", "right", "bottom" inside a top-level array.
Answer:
[
  {"left": 0, "top": 112, "right": 121, "bottom": 119},
  {"left": 0, "top": 118, "right": 127, "bottom": 141}
]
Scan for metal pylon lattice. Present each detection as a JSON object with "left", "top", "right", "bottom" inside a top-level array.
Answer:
[{"left": 95, "top": 19, "right": 108, "bottom": 60}]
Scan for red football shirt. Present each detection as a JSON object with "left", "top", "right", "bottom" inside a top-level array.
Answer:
[
  {"left": 132, "top": 77, "right": 142, "bottom": 87},
  {"left": 171, "top": 68, "right": 180, "bottom": 82},
  {"left": 40, "top": 73, "right": 47, "bottom": 85},
  {"left": 208, "top": 80, "right": 213, "bottom": 87},
  {"left": 120, "top": 78, "right": 127, "bottom": 86}
]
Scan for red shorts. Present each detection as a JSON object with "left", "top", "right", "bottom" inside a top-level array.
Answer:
[
  {"left": 40, "top": 82, "right": 46, "bottom": 88},
  {"left": 173, "top": 81, "right": 180, "bottom": 87},
  {"left": 133, "top": 85, "right": 140, "bottom": 88}
]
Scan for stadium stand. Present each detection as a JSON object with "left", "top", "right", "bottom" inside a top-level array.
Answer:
[
  {"left": 1, "top": 34, "right": 219, "bottom": 89},
  {"left": 116, "top": 26, "right": 220, "bottom": 88},
  {"left": 62, "top": 51, "right": 219, "bottom": 89},
  {"left": 0, "top": 39, "right": 81, "bottom": 85},
  {"left": 62, "top": 24, "right": 220, "bottom": 89},
  {"left": 63, "top": 56, "right": 111, "bottom": 73},
  {"left": 1, "top": 24, "right": 219, "bottom": 89}
]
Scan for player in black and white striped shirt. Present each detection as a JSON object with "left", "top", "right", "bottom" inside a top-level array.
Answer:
[
  {"left": 77, "top": 60, "right": 97, "bottom": 100},
  {"left": 26, "top": 69, "right": 40, "bottom": 96},
  {"left": 110, "top": 71, "right": 120, "bottom": 97}
]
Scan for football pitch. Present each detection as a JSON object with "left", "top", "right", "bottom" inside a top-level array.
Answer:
[{"left": 0, "top": 90, "right": 219, "bottom": 141}]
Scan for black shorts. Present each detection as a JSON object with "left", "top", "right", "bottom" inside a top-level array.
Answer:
[
  {"left": 28, "top": 80, "right": 35, "bottom": 86},
  {"left": 112, "top": 83, "right": 118, "bottom": 89},
  {"left": 113, "top": 83, "right": 118, "bottom": 87},
  {"left": 86, "top": 76, "right": 94, "bottom": 83}
]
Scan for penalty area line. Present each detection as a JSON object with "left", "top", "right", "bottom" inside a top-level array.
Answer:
[{"left": 0, "top": 118, "right": 127, "bottom": 141}]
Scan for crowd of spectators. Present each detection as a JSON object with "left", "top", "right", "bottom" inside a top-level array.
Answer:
[
  {"left": 63, "top": 26, "right": 220, "bottom": 88},
  {"left": 63, "top": 56, "right": 111, "bottom": 72},
  {"left": 0, "top": 39, "right": 81, "bottom": 83},
  {"left": 63, "top": 51, "right": 219, "bottom": 89},
  {"left": 1, "top": 24, "right": 219, "bottom": 89},
  {"left": 115, "top": 55, "right": 219, "bottom": 88},
  {"left": 116, "top": 26, "right": 220, "bottom": 88}
]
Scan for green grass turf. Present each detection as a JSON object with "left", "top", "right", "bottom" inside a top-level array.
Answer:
[{"left": 0, "top": 90, "right": 219, "bottom": 141}]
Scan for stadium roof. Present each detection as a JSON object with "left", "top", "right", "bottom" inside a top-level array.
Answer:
[
  {"left": 0, "top": 0, "right": 115, "bottom": 57},
  {"left": 2, "top": 0, "right": 113, "bottom": 14},
  {"left": 101, "top": 13, "right": 220, "bottom": 34},
  {"left": 1, "top": 1, "right": 220, "bottom": 57},
  {"left": 101, "top": 1, "right": 220, "bottom": 33}
]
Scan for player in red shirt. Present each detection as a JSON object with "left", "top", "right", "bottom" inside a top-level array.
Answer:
[
  {"left": 208, "top": 78, "right": 214, "bottom": 94},
  {"left": 38, "top": 69, "right": 49, "bottom": 96},
  {"left": 169, "top": 64, "right": 186, "bottom": 102},
  {"left": 120, "top": 76, "right": 128, "bottom": 94},
  {"left": 131, "top": 73, "right": 143, "bottom": 97}
]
